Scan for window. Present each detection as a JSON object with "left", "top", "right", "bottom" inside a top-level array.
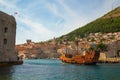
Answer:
[
  {"left": 1, "top": 19, "right": 5, "bottom": 25},
  {"left": 4, "top": 27, "right": 8, "bottom": 33},
  {"left": 4, "top": 39, "right": 7, "bottom": 45}
]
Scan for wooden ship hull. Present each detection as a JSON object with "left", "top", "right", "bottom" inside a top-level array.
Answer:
[{"left": 59, "top": 51, "right": 100, "bottom": 65}]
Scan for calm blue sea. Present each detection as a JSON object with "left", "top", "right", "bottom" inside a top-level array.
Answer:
[{"left": 0, "top": 59, "right": 120, "bottom": 80}]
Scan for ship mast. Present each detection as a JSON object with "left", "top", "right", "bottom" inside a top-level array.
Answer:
[
  {"left": 64, "top": 36, "right": 68, "bottom": 54},
  {"left": 75, "top": 37, "right": 79, "bottom": 55}
]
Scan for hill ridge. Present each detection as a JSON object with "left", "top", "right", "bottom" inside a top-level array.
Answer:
[
  {"left": 102, "top": 6, "right": 120, "bottom": 19},
  {"left": 58, "top": 7, "right": 120, "bottom": 41}
]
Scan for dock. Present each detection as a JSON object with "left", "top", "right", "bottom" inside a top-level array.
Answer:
[{"left": 98, "top": 58, "right": 120, "bottom": 63}]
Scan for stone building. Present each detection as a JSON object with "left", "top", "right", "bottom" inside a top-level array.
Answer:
[
  {"left": 0, "top": 11, "right": 17, "bottom": 62},
  {"left": 106, "top": 41, "right": 120, "bottom": 57}
]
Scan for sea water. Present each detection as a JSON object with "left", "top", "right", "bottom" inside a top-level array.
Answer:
[{"left": 0, "top": 59, "right": 120, "bottom": 80}]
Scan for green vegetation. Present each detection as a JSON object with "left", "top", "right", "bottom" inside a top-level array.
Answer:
[
  {"left": 94, "top": 43, "right": 108, "bottom": 52},
  {"left": 57, "top": 7, "right": 120, "bottom": 41},
  {"left": 67, "top": 16, "right": 120, "bottom": 40}
]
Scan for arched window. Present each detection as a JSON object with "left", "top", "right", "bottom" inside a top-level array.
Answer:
[{"left": 4, "top": 27, "right": 8, "bottom": 33}]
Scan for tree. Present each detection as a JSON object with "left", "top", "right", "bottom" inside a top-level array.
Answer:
[{"left": 95, "top": 43, "right": 108, "bottom": 52}]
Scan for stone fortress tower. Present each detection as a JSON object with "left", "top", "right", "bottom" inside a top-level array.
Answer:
[{"left": 0, "top": 11, "right": 17, "bottom": 62}]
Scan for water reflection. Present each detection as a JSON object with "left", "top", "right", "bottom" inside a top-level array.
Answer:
[
  {"left": 58, "top": 64, "right": 101, "bottom": 80},
  {"left": 0, "top": 60, "right": 120, "bottom": 80},
  {"left": 0, "top": 66, "right": 14, "bottom": 80}
]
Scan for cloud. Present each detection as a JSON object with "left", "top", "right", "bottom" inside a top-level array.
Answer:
[
  {"left": 45, "top": 0, "right": 86, "bottom": 36},
  {"left": 89, "top": 0, "right": 120, "bottom": 20},
  {"left": 0, "top": 0, "right": 120, "bottom": 44},
  {"left": 46, "top": 0, "right": 88, "bottom": 36},
  {"left": 19, "top": 17, "right": 54, "bottom": 35},
  {"left": 15, "top": 12, "right": 56, "bottom": 44},
  {"left": 0, "top": 0, "right": 56, "bottom": 44},
  {"left": 16, "top": 15, "right": 56, "bottom": 44}
]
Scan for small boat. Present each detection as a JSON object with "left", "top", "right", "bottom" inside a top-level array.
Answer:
[{"left": 59, "top": 50, "right": 100, "bottom": 65}]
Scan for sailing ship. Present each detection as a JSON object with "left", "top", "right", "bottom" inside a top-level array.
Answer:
[
  {"left": 59, "top": 37, "right": 100, "bottom": 65},
  {"left": 59, "top": 50, "right": 100, "bottom": 65}
]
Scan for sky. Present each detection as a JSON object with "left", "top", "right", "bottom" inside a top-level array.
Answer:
[{"left": 0, "top": 0, "right": 120, "bottom": 44}]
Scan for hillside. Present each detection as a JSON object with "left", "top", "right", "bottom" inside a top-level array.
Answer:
[
  {"left": 58, "top": 7, "right": 120, "bottom": 41},
  {"left": 16, "top": 7, "right": 120, "bottom": 59}
]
